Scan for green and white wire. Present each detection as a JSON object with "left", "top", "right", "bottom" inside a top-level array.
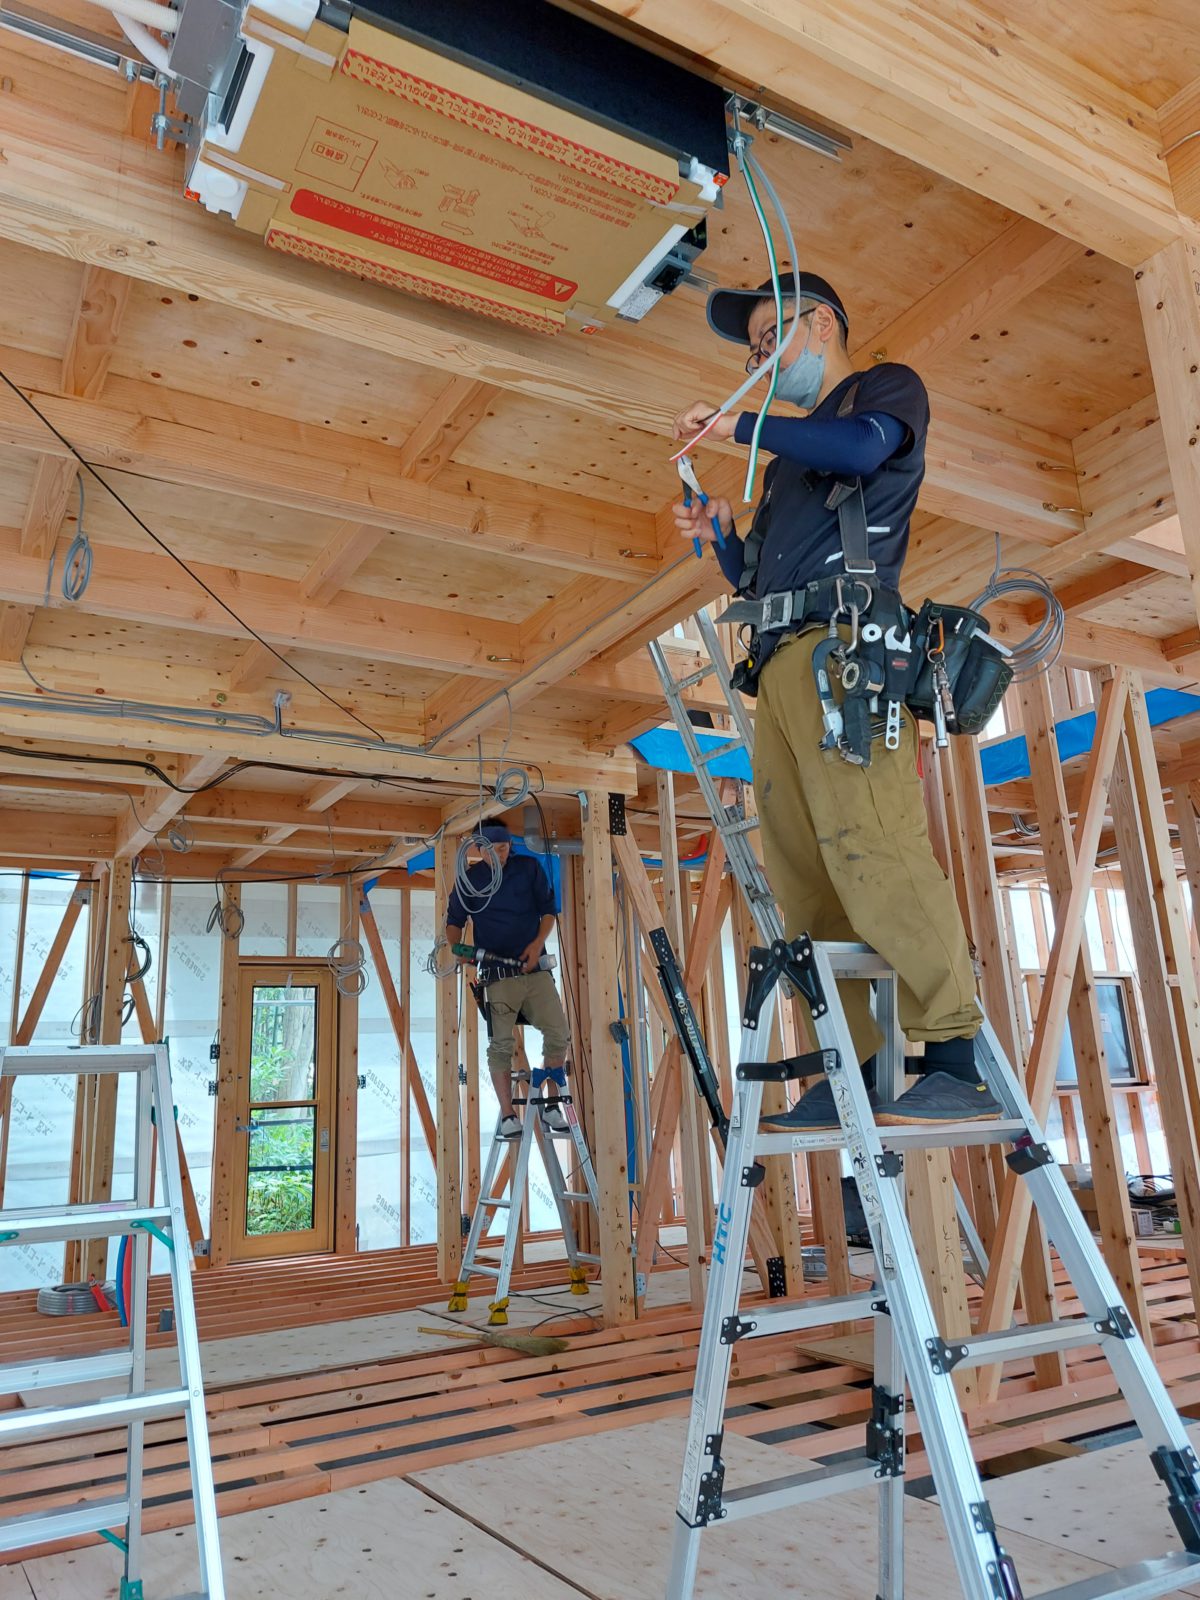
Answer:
[{"left": 738, "top": 148, "right": 783, "bottom": 504}]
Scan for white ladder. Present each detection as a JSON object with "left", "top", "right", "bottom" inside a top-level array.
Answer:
[
  {"left": 0, "top": 1042, "right": 225, "bottom": 1600},
  {"left": 449, "top": 1074, "right": 601, "bottom": 1325},
  {"left": 667, "top": 936, "right": 1200, "bottom": 1600}
]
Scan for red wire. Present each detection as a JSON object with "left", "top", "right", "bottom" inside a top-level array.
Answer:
[{"left": 669, "top": 411, "right": 725, "bottom": 463}]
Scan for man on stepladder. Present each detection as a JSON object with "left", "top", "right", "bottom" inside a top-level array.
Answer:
[
  {"left": 446, "top": 822, "right": 572, "bottom": 1138},
  {"left": 672, "top": 270, "right": 999, "bottom": 1128}
]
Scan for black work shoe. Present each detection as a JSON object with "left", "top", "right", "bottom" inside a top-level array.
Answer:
[
  {"left": 760, "top": 1078, "right": 864, "bottom": 1132},
  {"left": 874, "top": 1072, "right": 1001, "bottom": 1126}
]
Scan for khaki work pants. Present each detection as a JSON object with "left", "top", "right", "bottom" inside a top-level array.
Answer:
[
  {"left": 483, "top": 969, "right": 571, "bottom": 1072},
  {"left": 754, "top": 628, "right": 982, "bottom": 1066}
]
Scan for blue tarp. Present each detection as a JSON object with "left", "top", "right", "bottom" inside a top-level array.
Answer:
[
  {"left": 979, "top": 686, "right": 1200, "bottom": 788},
  {"left": 402, "top": 837, "right": 562, "bottom": 911},
  {"left": 633, "top": 687, "right": 1200, "bottom": 792}
]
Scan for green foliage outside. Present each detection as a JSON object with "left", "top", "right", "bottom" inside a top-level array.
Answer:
[{"left": 246, "top": 1117, "right": 314, "bottom": 1235}]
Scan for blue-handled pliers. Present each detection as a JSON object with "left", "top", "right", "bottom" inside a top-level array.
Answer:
[{"left": 677, "top": 453, "right": 726, "bottom": 560}]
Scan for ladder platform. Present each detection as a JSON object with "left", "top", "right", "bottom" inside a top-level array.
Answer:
[
  {"left": 0, "top": 1043, "right": 157, "bottom": 1075},
  {"left": 755, "top": 1119, "right": 1027, "bottom": 1156},
  {"left": 0, "top": 1202, "right": 174, "bottom": 1244},
  {"left": 1033, "top": 1552, "right": 1200, "bottom": 1600},
  {"left": 0, "top": 1350, "right": 134, "bottom": 1394},
  {"left": 719, "top": 1457, "right": 882, "bottom": 1523},
  {"left": 0, "top": 1385, "right": 193, "bottom": 1442},
  {"left": 0, "top": 1495, "right": 133, "bottom": 1555}
]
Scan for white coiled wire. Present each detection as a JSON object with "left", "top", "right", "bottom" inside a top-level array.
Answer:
[{"left": 970, "top": 535, "right": 1065, "bottom": 682}]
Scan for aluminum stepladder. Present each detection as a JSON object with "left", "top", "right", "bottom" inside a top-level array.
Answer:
[
  {"left": 449, "top": 968, "right": 601, "bottom": 1325},
  {"left": 668, "top": 935, "right": 1200, "bottom": 1600},
  {"left": 0, "top": 1042, "right": 225, "bottom": 1600},
  {"left": 651, "top": 615, "right": 1200, "bottom": 1599}
]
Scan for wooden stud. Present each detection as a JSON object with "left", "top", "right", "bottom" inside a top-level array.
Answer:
[
  {"left": 399, "top": 887, "right": 412, "bottom": 1247},
  {"left": 580, "top": 792, "right": 636, "bottom": 1324},
  {"left": 208, "top": 884, "right": 242, "bottom": 1268},
  {"left": 433, "top": 837, "right": 461, "bottom": 1285},
  {"left": 334, "top": 881, "right": 360, "bottom": 1254}
]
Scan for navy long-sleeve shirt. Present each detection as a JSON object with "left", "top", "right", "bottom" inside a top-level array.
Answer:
[{"left": 446, "top": 853, "right": 554, "bottom": 960}]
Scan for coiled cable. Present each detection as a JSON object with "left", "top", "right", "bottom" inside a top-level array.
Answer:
[
  {"left": 43, "top": 477, "right": 94, "bottom": 605},
  {"left": 328, "top": 935, "right": 369, "bottom": 996},
  {"left": 970, "top": 534, "right": 1064, "bottom": 681}
]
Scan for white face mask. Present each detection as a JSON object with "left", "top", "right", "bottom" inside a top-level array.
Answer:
[{"left": 773, "top": 315, "right": 824, "bottom": 409}]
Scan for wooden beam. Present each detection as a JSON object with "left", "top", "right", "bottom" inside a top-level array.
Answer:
[
  {"left": 583, "top": 0, "right": 1176, "bottom": 264},
  {"left": 1161, "top": 77, "right": 1200, "bottom": 220},
  {"left": 115, "top": 752, "right": 230, "bottom": 858},
  {"left": 854, "top": 218, "right": 1083, "bottom": 370},
  {"left": 0, "top": 353, "right": 654, "bottom": 583},
  {"left": 228, "top": 641, "right": 279, "bottom": 695},
  {"left": 977, "top": 670, "right": 1129, "bottom": 1368},
  {"left": 1017, "top": 671, "right": 1149, "bottom": 1338},
  {"left": 1136, "top": 240, "right": 1200, "bottom": 635},
  {"left": 580, "top": 791, "right": 637, "bottom": 1325},
  {"left": 433, "top": 837, "right": 461, "bottom": 1286},
  {"left": 0, "top": 602, "right": 34, "bottom": 662},
  {"left": 1053, "top": 560, "right": 1166, "bottom": 618},
  {"left": 20, "top": 454, "right": 77, "bottom": 561},
  {"left": 62, "top": 265, "right": 132, "bottom": 401}
]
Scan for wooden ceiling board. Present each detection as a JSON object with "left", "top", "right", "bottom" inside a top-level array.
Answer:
[
  {"left": 1087, "top": 587, "right": 1200, "bottom": 637},
  {"left": 0, "top": 240, "right": 84, "bottom": 363},
  {"left": 347, "top": 527, "right": 570, "bottom": 622},
  {"left": 450, "top": 392, "right": 676, "bottom": 513},
  {"left": 0, "top": 446, "right": 40, "bottom": 526},
  {"left": 24, "top": 610, "right": 251, "bottom": 671},
  {"left": 109, "top": 278, "right": 455, "bottom": 447},
  {"left": 924, "top": 253, "right": 1153, "bottom": 435},
  {"left": 975, "top": 0, "right": 1200, "bottom": 106}
]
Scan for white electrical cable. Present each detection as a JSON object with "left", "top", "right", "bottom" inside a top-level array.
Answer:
[
  {"left": 98, "top": 0, "right": 180, "bottom": 31},
  {"left": 115, "top": 12, "right": 175, "bottom": 72}
]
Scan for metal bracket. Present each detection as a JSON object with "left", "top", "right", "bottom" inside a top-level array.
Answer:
[
  {"left": 207, "top": 1079, "right": 218, "bottom": 1097},
  {"left": 1006, "top": 1137, "right": 1052, "bottom": 1176},
  {"left": 357, "top": 1074, "right": 367, "bottom": 1090},
  {"left": 741, "top": 1162, "right": 765, "bottom": 1190},
  {"left": 720, "top": 1313, "right": 757, "bottom": 1345},
  {"left": 737, "top": 1048, "right": 837, "bottom": 1084},
  {"left": 1095, "top": 1305, "right": 1135, "bottom": 1340},
  {"left": 460, "top": 1213, "right": 472, "bottom": 1237},
  {"left": 694, "top": 1431, "right": 727, "bottom": 1526},
  {"left": 209, "top": 1041, "right": 220, "bottom": 1061},
  {"left": 927, "top": 1335, "right": 970, "bottom": 1375},
  {"left": 970, "top": 1500, "right": 997, "bottom": 1536},
  {"left": 871, "top": 1296, "right": 890, "bottom": 1317},
  {"left": 866, "top": 1385, "right": 905, "bottom": 1478},
  {"left": 1151, "top": 1445, "right": 1200, "bottom": 1552},
  {"left": 193, "top": 1237, "right": 210, "bottom": 1258},
  {"left": 742, "top": 937, "right": 827, "bottom": 1029},
  {"left": 457, "top": 1063, "right": 468, "bottom": 1086},
  {"left": 874, "top": 1150, "right": 903, "bottom": 1179},
  {"left": 608, "top": 793, "right": 627, "bottom": 835},
  {"left": 766, "top": 1256, "right": 787, "bottom": 1298}
]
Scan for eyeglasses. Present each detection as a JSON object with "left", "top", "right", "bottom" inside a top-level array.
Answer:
[{"left": 745, "top": 314, "right": 802, "bottom": 374}]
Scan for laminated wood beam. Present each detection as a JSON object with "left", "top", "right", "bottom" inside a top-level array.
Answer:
[
  {"left": 0, "top": 602, "right": 34, "bottom": 661},
  {"left": 580, "top": 791, "right": 637, "bottom": 1324},
  {"left": 583, "top": 0, "right": 1178, "bottom": 263},
  {"left": 1161, "top": 77, "right": 1200, "bottom": 221},
  {"left": 114, "top": 751, "right": 230, "bottom": 858}
]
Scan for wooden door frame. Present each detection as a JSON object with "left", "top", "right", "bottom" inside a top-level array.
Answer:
[{"left": 227, "top": 958, "right": 338, "bottom": 1262}]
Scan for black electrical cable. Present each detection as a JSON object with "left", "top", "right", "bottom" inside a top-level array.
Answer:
[{"left": 0, "top": 367, "right": 386, "bottom": 742}]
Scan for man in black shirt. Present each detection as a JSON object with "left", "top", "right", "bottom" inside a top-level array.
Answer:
[
  {"left": 446, "top": 823, "right": 572, "bottom": 1138},
  {"left": 672, "top": 271, "right": 997, "bottom": 1128}
]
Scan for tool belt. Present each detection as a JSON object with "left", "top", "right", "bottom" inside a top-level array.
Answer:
[{"left": 721, "top": 580, "right": 1011, "bottom": 767}]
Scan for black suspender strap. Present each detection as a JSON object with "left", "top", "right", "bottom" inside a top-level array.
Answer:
[{"left": 826, "top": 379, "right": 876, "bottom": 577}]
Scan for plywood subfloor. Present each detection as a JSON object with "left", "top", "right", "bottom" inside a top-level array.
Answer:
[{"left": 14, "top": 1418, "right": 1184, "bottom": 1600}]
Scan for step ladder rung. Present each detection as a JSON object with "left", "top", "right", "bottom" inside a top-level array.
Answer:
[
  {"left": 465, "top": 1263, "right": 501, "bottom": 1277},
  {"left": 482, "top": 1197, "right": 513, "bottom": 1209},
  {"left": 0, "top": 1350, "right": 134, "bottom": 1394},
  {"left": 674, "top": 664, "right": 717, "bottom": 691},
  {"left": 717, "top": 816, "right": 760, "bottom": 837},
  {"left": 0, "top": 1495, "right": 132, "bottom": 1556},
  {"left": 952, "top": 1317, "right": 1109, "bottom": 1370},
  {"left": 754, "top": 1118, "right": 1026, "bottom": 1158},
  {"left": 574, "top": 1251, "right": 601, "bottom": 1265},
  {"left": 562, "top": 1191, "right": 592, "bottom": 1203},
  {"left": 0, "top": 1203, "right": 174, "bottom": 1245},
  {"left": 719, "top": 1457, "right": 881, "bottom": 1523},
  {"left": 1032, "top": 1551, "right": 1200, "bottom": 1600},
  {"left": 0, "top": 1385, "right": 192, "bottom": 1443},
  {"left": 724, "top": 1291, "right": 879, "bottom": 1342}
]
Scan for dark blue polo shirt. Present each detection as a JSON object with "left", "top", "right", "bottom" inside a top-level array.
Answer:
[
  {"left": 446, "top": 854, "right": 554, "bottom": 960},
  {"left": 735, "top": 363, "right": 929, "bottom": 598}
]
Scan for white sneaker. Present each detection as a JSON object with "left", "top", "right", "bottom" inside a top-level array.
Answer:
[
  {"left": 540, "top": 1101, "right": 570, "bottom": 1134},
  {"left": 497, "top": 1114, "right": 522, "bottom": 1140}
]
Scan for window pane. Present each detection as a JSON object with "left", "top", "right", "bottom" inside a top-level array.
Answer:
[
  {"left": 249, "top": 985, "right": 317, "bottom": 1101},
  {"left": 246, "top": 1107, "right": 315, "bottom": 1235}
]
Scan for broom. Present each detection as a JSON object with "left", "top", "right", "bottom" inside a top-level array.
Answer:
[{"left": 418, "top": 1323, "right": 569, "bottom": 1357}]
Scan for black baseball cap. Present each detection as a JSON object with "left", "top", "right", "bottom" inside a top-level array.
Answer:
[
  {"left": 706, "top": 271, "right": 849, "bottom": 345},
  {"left": 480, "top": 822, "right": 512, "bottom": 843}
]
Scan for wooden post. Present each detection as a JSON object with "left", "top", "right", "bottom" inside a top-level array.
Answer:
[
  {"left": 655, "top": 771, "right": 706, "bottom": 1308},
  {"left": 1171, "top": 786, "right": 1200, "bottom": 992},
  {"left": 1018, "top": 672, "right": 1149, "bottom": 1337},
  {"left": 907, "top": 1147, "right": 976, "bottom": 1406},
  {"left": 978, "top": 672, "right": 1130, "bottom": 1371},
  {"left": 334, "top": 880, "right": 360, "bottom": 1254},
  {"left": 461, "top": 968, "right": 481, "bottom": 1217},
  {"left": 1135, "top": 242, "right": 1200, "bottom": 634},
  {"left": 581, "top": 793, "right": 636, "bottom": 1324},
  {"left": 434, "top": 837, "right": 462, "bottom": 1285},
  {"left": 81, "top": 858, "right": 132, "bottom": 1279},
  {"left": 208, "top": 884, "right": 242, "bottom": 1267},
  {"left": 65, "top": 869, "right": 105, "bottom": 1281}
]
